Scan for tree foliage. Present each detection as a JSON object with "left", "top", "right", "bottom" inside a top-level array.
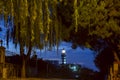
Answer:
[
  {"left": 0, "top": 0, "right": 64, "bottom": 50},
  {"left": 58, "top": 0, "right": 120, "bottom": 50}
]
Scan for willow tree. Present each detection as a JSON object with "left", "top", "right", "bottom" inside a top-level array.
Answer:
[{"left": 0, "top": 0, "right": 63, "bottom": 77}]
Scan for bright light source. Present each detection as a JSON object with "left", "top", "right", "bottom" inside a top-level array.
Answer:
[{"left": 62, "top": 48, "right": 66, "bottom": 54}]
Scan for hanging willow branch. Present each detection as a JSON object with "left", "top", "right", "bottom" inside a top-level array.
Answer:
[
  {"left": 0, "top": 0, "right": 64, "bottom": 51},
  {"left": 0, "top": 1, "right": 4, "bottom": 14},
  {"left": 36, "top": 0, "right": 43, "bottom": 34},
  {"left": 10, "top": 0, "right": 14, "bottom": 17},
  {"left": 52, "top": 0, "right": 60, "bottom": 51},
  {"left": 73, "top": 0, "right": 79, "bottom": 32},
  {"left": 44, "top": 0, "right": 51, "bottom": 42}
]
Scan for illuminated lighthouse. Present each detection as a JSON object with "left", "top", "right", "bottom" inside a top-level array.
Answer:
[{"left": 61, "top": 48, "right": 66, "bottom": 65}]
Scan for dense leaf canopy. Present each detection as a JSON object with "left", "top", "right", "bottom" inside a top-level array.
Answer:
[
  {"left": 58, "top": 0, "right": 120, "bottom": 51},
  {"left": 0, "top": 0, "right": 120, "bottom": 57}
]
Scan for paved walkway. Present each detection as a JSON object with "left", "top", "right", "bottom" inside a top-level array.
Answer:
[{"left": 0, "top": 78, "right": 77, "bottom": 80}]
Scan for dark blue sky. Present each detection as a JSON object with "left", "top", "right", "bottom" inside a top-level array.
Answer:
[{"left": 0, "top": 20, "right": 99, "bottom": 71}]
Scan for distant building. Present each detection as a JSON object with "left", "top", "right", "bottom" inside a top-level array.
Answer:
[
  {"left": 68, "top": 64, "right": 81, "bottom": 72},
  {"left": 61, "top": 48, "right": 67, "bottom": 65},
  {"left": 0, "top": 46, "right": 6, "bottom": 78},
  {"left": 0, "top": 46, "right": 5, "bottom": 63},
  {"left": 0, "top": 46, "right": 20, "bottom": 78},
  {"left": 44, "top": 59, "right": 60, "bottom": 67}
]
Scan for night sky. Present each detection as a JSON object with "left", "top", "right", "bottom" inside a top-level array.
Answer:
[{"left": 0, "top": 20, "right": 98, "bottom": 71}]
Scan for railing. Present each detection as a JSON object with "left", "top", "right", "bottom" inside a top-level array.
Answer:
[{"left": 0, "top": 63, "right": 20, "bottom": 78}]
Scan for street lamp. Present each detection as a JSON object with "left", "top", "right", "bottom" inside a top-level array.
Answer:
[{"left": 61, "top": 48, "right": 66, "bottom": 65}]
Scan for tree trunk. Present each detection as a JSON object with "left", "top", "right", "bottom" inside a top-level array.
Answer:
[
  {"left": 21, "top": 59, "right": 26, "bottom": 78},
  {"left": 21, "top": 43, "right": 32, "bottom": 78},
  {"left": 20, "top": 40, "right": 26, "bottom": 78}
]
